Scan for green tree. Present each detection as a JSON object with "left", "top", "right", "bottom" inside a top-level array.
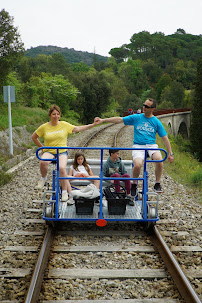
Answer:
[
  {"left": 142, "top": 59, "right": 162, "bottom": 84},
  {"left": 25, "top": 73, "right": 79, "bottom": 113},
  {"left": 71, "top": 61, "right": 90, "bottom": 73},
  {"left": 160, "top": 80, "right": 185, "bottom": 107},
  {"left": 109, "top": 45, "right": 129, "bottom": 63},
  {"left": 48, "top": 53, "right": 71, "bottom": 75},
  {"left": 41, "top": 74, "right": 79, "bottom": 115},
  {"left": 16, "top": 56, "right": 34, "bottom": 82},
  {"left": 99, "top": 69, "right": 129, "bottom": 112},
  {"left": 79, "top": 72, "right": 111, "bottom": 123},
  {"left": 190, "top": 57, "right": 202, "bottom": 161},
  {"left": 129, "top": 31, "right": 152, "bottom": 60},
  {"left": 0, "top": 9, "right": 24, "bottom": 86},
  {"left": 155, "top": 74, "right": 172, "bottom": 101},
  {"left": 122, "top": 94, "right": 141, "bottom": 112},
  {"left": 118, "top": 59, "right": 147, "bottom": 95}
]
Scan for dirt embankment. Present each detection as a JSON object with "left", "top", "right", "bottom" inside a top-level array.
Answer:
[{"left": 0, "top": 126, "right": 34, "bottom": 171}]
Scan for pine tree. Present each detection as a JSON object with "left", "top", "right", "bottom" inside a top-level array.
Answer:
[{"left": 190, "top": 57, "right": 202, "bottom": 161}]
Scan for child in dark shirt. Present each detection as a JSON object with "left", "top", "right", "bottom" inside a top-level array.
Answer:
[{"left": 103, "top": 149, "right": 134, "bottom": 205}]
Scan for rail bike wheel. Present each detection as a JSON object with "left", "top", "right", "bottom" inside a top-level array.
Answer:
[
  {"left": 45, "top": 202, "right": 55, "bottom": 218},
  {"left": 145, "top": 204, "right": 157, "bottom": 231}
]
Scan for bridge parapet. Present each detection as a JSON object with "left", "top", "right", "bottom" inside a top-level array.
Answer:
[{"left": 158, "top": 111, "right": 191, "bottom": 138}]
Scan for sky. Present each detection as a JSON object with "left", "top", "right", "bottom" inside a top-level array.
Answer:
[{"left": 1, "top": 0, "right": 202, "bottom": 57}]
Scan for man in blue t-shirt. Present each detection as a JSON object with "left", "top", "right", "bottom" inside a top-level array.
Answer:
[{"left": 95, "top": 98, "right": 174, "bottom": 194}]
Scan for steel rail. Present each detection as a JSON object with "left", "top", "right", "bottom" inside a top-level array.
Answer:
[
  {"left": 152, "top": 225, "right": 201, "bottom": 303},
  {"left": 82, "top": 123, "right": 115, "bottom": 147},
  {"left": 25, "top": 225, "right": 55, "bottom": 303},
  {"left": 68, "top": 123, "right": 115, "bottom": 158},
  {"left": 113, "top": 124, "right": 127, "bottom": 147}
]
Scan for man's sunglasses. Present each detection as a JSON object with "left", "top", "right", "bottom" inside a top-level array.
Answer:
[{"left": 143, "top": 104, "right": 154, "bottom": 109}]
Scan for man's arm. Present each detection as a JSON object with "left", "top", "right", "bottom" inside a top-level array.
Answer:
[
  {"left": 95, "top": 117, "right": 123, "bottom": 124},
  {"left": 162, "top": 135, "right": 174, "bottom": 163}
]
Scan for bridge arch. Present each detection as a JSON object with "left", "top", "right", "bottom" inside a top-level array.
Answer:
[
  {"left": 177, "top": 120, "right": 189, "bottom": 139},
  {"left": 158, "top": 111, "right": 191, "bottom": 138}
]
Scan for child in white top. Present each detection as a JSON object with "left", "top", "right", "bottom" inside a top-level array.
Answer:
[{"left": 69, "top": 152, "right": 100, "bottom": 188}]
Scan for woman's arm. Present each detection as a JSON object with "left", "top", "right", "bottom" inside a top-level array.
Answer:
[
  {"left": 72, "top": 116, "right": 123, "bottom": 133},
  {"left": 73, "top": 124, "right": 94, "bottom": 133},
  {"left": 31, "top": 132, "right": 43, "bottom": 148},
  {"left": 72, "top": 118, "right": 100, "bottom": 133}
]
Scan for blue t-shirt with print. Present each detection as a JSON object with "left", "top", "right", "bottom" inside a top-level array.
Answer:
[{"left": 123, "top": 113, "right": 167, "bottom": 145}]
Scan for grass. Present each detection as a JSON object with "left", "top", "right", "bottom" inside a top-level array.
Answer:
[
  {"left": 156, "top": 128, "right": 202, "bottom": 199},
  {"left": 0, "top": 171, "right": 13, "bottom": 186},
  {"left": 0, "top": 104, "right": 80, "bottom": 133},
  {"left": 0, "top": 104, "right": 49, "bottom": 133}
]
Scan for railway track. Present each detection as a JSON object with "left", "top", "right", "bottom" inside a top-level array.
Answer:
[
  {"left": 25, "top": 222, "right": 201, "bottom": 302},
  {"left": 24, "top": 124, "right": 200, "bottom": 303},
  {"left": 0, "top": 123, "right": 201, "bottom": 303}
]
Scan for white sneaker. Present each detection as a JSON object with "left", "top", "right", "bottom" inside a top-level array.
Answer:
[
  {"left": 61, "top": 192, "right": 68, "bottom": 202},
  {"left": 35, "top": 179, "right": 46, "bottom": 190},
  {"left": 67, "top": 198, "right": 75, "bottom": 205}
]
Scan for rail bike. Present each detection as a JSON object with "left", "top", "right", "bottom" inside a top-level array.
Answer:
[{"left": 36, "top": 146, "right": 167, "bottom": 228}]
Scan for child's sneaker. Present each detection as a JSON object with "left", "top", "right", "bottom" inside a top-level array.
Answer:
[
  {"left": 35, "top": 179, "right": 46, "bottom": 190},
  {"left": 154, "top": 183, "right": 162, "bottom": 193},
  {"left": 61, "top": 192, "right": 69, "bottom": 202},
  {"left": 67, "top": 198, "right": 75, "bottom": 205},
  {"left": 131, "top": 184, "right": 138, "bottom": 196},
  {"left": 126, "top": 195, "right": 134, "bottom": 206}
]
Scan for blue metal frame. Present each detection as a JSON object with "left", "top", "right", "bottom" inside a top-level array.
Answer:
[{"left": 36, "top": 146, "right": 167, "bottom": 224}]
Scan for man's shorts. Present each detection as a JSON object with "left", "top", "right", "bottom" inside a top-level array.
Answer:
[{"left": 132, "top": 144, "right": 161, "bottom": 160}]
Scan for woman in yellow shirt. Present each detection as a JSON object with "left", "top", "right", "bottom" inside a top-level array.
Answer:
[{"left": 32, "top": 104, "right": 99, "bottom": 202}]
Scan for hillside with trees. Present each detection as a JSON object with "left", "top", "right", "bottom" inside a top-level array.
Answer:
[
  {"left": 25, "top": 45, "right": 108, "bottom": 65},
  {"left": 0, "top": 9, "right": 202, "bottom": 162}
]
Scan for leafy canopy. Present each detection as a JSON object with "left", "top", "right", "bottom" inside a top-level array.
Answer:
[{"left": 0, "top": 9, "right": 24, "bottom": 84}]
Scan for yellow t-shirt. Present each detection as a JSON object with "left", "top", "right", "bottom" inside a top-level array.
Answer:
[{"left": 36, "top": 121, "right": 75, "bottom": 154}]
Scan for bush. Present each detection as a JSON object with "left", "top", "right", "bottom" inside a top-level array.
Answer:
[
  {"left": 189, "top": 167, "right": 202, "bottom": 187},
  {"left": 0, "top": 171, "right": 12, "bottom": 186},
  {"left": 174, "top": 134, "right": 192, "bottom": 153}
]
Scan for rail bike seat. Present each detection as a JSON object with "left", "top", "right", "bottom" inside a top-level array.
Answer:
[{"left": 66, "top": 158, "right": 133, "bottom": 187}]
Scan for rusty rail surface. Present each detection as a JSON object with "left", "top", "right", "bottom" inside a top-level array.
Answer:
[
  {"left": 25, "top": 225, "right": 55, "bottom": 303},
  {"left": 152, "top": 225, "right": 201, "bottom": 303}
]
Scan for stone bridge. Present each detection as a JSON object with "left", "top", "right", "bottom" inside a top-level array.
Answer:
[{"left": 157, "top": 111, "right": 191, "bottom": 139}]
